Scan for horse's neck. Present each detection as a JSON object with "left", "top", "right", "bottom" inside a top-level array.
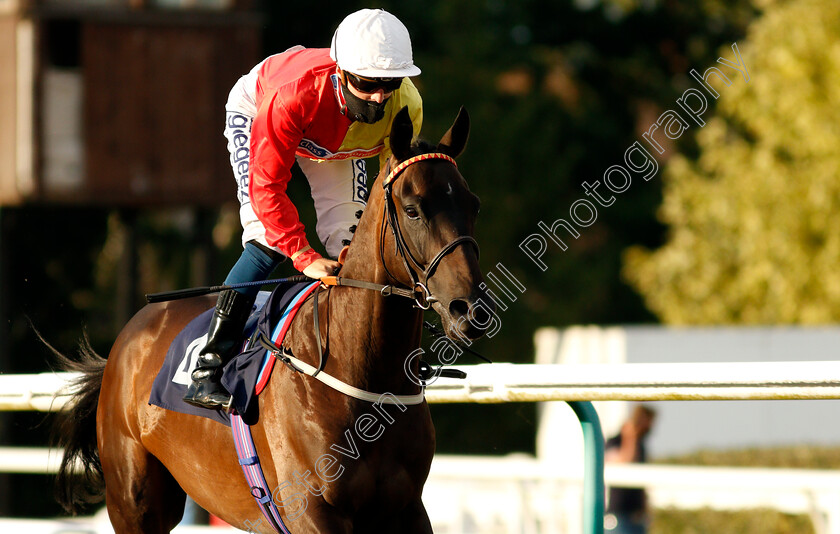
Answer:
[{"left": 329, "top": 228, "right": 424, "bottom": 395}]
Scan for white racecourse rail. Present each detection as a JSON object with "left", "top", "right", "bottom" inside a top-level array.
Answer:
[
  {"left": 3, "top": 362, "right": 840, "bottom": 533},
  {"left": 5, "top": 360, "right": 840, "bottom": 411}
]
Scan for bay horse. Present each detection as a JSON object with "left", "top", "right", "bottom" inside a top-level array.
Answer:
[{"left": 54, "top": 106, "right": 491, "bottom": 533}]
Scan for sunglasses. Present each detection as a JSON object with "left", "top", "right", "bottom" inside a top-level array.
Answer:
[{"left": 345, "top": 72, "right": 404, "bottom": 93}]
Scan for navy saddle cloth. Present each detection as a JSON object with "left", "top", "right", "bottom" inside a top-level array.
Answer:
[{"left": 148, "top": 281, "right": 313, "bottom": 426}]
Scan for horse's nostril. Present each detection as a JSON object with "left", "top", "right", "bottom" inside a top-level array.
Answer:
[{"left": 448, "top": 299, "right": 470, "bottom": 318}]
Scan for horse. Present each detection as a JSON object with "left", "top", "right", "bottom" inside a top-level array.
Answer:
[{"left": 54, "top": 106, "right": 492, "bottom": 533}]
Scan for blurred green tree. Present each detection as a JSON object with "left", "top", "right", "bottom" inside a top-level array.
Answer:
[{"left": 624, "top": 0, "right": 840, "bottom": 324}]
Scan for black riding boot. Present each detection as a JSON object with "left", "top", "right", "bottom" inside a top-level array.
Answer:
[{"left": 183, "top": 289, "right": 254, "bottom": 410}]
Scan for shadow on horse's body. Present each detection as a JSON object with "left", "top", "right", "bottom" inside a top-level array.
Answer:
[{"left": 55, "top": 107, "right": 492, "bottom": 533}]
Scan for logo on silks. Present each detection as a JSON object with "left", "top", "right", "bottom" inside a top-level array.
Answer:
[
  {"left": 172, "top": 334, "right": 208, "bottom": 386},
  {"left": 227, "top": 112, "right": 253, "bottom": 205},
  {"left": 352, "top": 160, "right": 368, "bottom": 202},
  {"left": 298, "top": 139, "right": 331, "bottom": 159}
]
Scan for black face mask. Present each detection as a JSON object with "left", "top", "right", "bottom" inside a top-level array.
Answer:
[{"left": 341, "top": 82, "right": 390, "bottom": 124}]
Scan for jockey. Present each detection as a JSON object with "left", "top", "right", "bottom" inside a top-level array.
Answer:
[{"left": 184, "top": 8, "right": 424, "bottom": 410}]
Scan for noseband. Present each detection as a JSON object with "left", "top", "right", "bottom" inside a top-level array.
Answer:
[{"left": 381, "top": 153, "right": 480, "bottom": 309}]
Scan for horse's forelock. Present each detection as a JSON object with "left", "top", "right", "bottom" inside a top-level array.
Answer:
[{"left": 408, "top": 139, "right": 438, "bottom": 157}]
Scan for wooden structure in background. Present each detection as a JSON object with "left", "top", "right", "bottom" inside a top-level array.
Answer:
[
  {"left": 0, "top": 0, "right": 263, "bottom": 354},
  {"left": 0, "top": 8, "right": 262, "bottom": 513},
  {"left": 0, "top": 0, "right": 262, "bottom": 207}
]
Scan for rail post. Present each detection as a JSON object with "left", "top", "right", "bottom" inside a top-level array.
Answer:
[{"left": 569, "top": 401, "right": 604, "bottom": 534}]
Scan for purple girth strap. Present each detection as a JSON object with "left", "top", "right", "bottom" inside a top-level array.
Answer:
[{"left": 231, "top": 413, "right": 291, "bottom": 533}]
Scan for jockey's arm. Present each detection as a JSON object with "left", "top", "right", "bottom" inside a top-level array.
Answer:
[{"left": 249, "top": 91, "right": 322, "bottom": 272}]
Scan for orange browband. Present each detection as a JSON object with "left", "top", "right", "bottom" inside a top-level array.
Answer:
[{"left": 383, "top": 153, "right": 457, "bottom": 188}]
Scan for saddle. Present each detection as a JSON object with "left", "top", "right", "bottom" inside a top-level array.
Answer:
[{"left": 148, "top": 280, "right": 318, "bottom": 426}]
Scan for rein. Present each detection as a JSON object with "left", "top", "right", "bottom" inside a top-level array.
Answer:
[{"left": 145, "top": 154, "right": 478, "bottom": 310}]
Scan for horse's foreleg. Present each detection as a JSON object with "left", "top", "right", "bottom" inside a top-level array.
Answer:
[
  {"left": 394, "top": 499, "right": 434, "bottom": 534},
  {"left": 349, "top": 498, "right": 434, "bottom": 534},
  {"left": 101, "top": 439, "right": 186, "bottom": 534},
  {"left": 275, "top": 498, "right": 354, "bottom": 534}
]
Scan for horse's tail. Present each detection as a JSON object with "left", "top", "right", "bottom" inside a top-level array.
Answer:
[{"left": 47, "top": 332, "right": 107, "bottom": 514}]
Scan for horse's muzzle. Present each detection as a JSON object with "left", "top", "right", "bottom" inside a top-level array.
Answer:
[{"left": 446, "top": 296, "right": 498, "bottom": 341}]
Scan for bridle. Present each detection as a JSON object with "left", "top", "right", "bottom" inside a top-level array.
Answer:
[
  {"left": 378, "top": 152, "right": 480, "bottom": 309},
  {"left": 266, "top": 153, "right": 486, "bottom": 387},
  {"left": 320, "top": 152, "right": 479, "bottom": 309}
]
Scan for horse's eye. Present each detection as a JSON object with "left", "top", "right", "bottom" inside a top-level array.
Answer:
[{"left": 405, "top": 206, "right": 420, "bottom": 220}]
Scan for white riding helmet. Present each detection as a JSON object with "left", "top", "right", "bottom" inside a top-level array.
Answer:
[{"left": 330, "top": 9, "right": 421, "bottom": 78}]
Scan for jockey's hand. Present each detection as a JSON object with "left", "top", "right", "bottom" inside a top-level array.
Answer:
[{"left": 302, "top": 258, "right": 341, "bottom": 279}]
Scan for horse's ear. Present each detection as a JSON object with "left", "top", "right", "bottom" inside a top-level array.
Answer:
[
  {"left": 389, "top": 106, "right": 414, "bottom": 162},
  {"left": 437, "top": 106, "right": 470, "bottom": 159}
]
